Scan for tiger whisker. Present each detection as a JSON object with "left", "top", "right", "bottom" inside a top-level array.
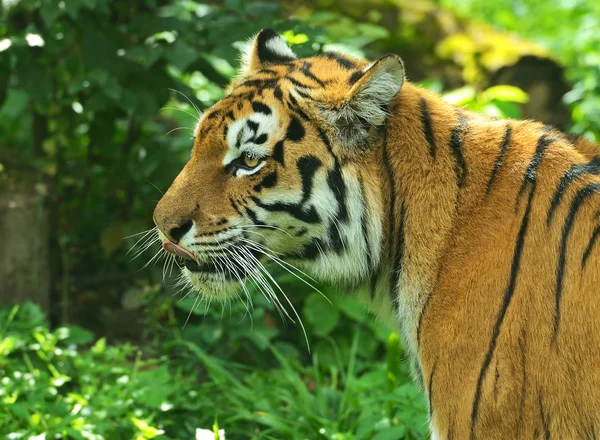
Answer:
[
  {"left": 168, "top": 88, "right": 202, "bottom": 120},
  {"left": 239, "top": 237, "right": 322, "bottom": 287},
  {"left": 241, "top": 247, "right": 310, "bottom": 351},
  {"left": 238, "top": 246, "right": 298, "bottom": 324},
  {"left": 233, "top": 244, "right": 290, "bottom": 323},
  {"left": 232, "top": 224, "right": 295, "bottom": 239},
  {"left": 166, "top": 126, "right": 195, "bottom": 137},
  {"left": 161, "top": 105, "right": 201, "bottom": 121}
]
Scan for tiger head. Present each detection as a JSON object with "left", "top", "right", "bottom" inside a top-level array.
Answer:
[{"left": 153, "top": 29, "right": 404, "bottom": 300}]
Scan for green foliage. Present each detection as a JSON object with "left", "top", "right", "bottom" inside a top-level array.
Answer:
[
  {"left": 440, "top": 0, "right": 600, "bottom": 141},
  {"left": 441, "top": 84, "right": 528, "bottom": 119},
  {"left": 1, "top": 302, "right": 427, "bottom": 439}
]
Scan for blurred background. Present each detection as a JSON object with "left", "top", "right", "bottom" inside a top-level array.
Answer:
[{"left": 1, "top": 0, "right": 599, "bottom": 438}]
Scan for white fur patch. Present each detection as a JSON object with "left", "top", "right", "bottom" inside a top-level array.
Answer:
[
  {"left": 265, "top": 36, "right": 296, "bottom": 60},
  {"left": 236, "top": 161, "right": 266, "bottom": 177},
  {"left": 429, "top": 424, "right": 441, "bottom": 440},
  {"left": 223, "top": 110, "right": 280, "bottom": 170}
]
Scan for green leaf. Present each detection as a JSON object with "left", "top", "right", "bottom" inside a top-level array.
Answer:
[
  {"left": 165, "top": 40, "right": 199, "bottom": 71},
  {"left": 131, "top": 417, "right": 165, "bottom": 438},
  {"left": 442, "top": 85, "right": 476, "bottom": 106},
  {"left": 481, "top": 85, "right": 529, "bottom": 104},
  {"left": 371, "top": 425, "right": 407, "bottom": 440},
  {"left": 335, "top": 296, "right": 366, "bottom": 322},
  {"left": 492, "top": 100, "right": 523, "bottom": 119},
  {"left": 55, "top": 325, "right": 94, "bottom": 345},
  {"left": 0, "top": 89, "right": 29, "bottom": 120},
  {"left": 303, "top": 293, "right": 339, "bottom": 336},
  {"left": 91, "top": 337, "right": 106, "bottom": 354}
]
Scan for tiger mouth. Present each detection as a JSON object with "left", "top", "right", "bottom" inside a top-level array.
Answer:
[{"left": 182, "top": 246, "right": 263, "bottom": 281}]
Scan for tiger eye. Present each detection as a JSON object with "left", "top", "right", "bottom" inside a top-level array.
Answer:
[{"left": 243, "top": 154, "right": 260, "bottom": 168}]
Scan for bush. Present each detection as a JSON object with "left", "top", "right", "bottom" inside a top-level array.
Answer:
[{"left": 0, "top": 302, "right": 428, "bottom": 439}]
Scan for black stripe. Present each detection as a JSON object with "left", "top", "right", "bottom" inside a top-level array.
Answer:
[
  {"left": 381, "top": 122, "right": 400, "bottom": 311},
  {"left": 273, "top": 85, "right": 283, "bottom": 101},
  {"left": 327, "top": 223, "right": 345, "bottom": 254},
  {"left": 253, "top": 171, "right": 277, "bottom": 192},
  {"left": 254, "top": 133, "right": 268, "bottom": 145},
  {"left": 449, "top": 112, "right": 469, "bottom": 187},
  {"left": 246, "top": 120, "right": 259, "bottom": 133},
  {"left": 229, "top": 197, "right": 243, "bottom": 216},
  {"left": 428, "top": 362, "right": 437, "bottom": 418},
  {"left": 245, "top": 207, "right": 266, "bottom": 226},
  {"left": 370, "top": 273, "right": 378, "bottom": 300},
  {"left": 251, "top": 198, "right": 321, "bottom": 224},
  {"left": 286, "top": 116, "right": 305, "bottom": 142},
  {"left": 486, "top": 124, "right": 512, "bottom": 195},
  {"left": 470, "top": 181, "right": 536, "bottom": 440},
  {"left": 301, "top": 62, "right": 326, "bottom": 87},
  {"left": 419, "top": 98, "right": 436, "bottom": 158},
  {"left": 390, "top": 203, "right": 406, "bottom": 310},
  {"left": 295, "top": 89, "right": 312, "bottom": 100},
  {"left": 272, "top": 140, "right": 285, "bottom": 165},
  {"left": 553, "top": 182, "right": 600, "bottom": 343},
  {"left": 297, "top": 156, "right": 321, "bottom": 205},
  {"left": 286, "top": 93, "right": 310, "bottom": 121},
  {"left": 251, "top": 155, "right": 323, "bottom": 224},
  {"left": 318, "top": 52, "right": 355, "bottom": 70},
  {"left": 348, "top": 70, "right": 363, "bottom": 85},
  {"left": 546, "top": 157, "right": 600, "bottom": 226},
  {"left": 359, "top": 177, "right": 373, "bottom": 273},
  {"left": 257, "top": 68, "right": 278, "bottom": 76},
  {"left": 317, "top": 128, "right": 338, "bottom": 160},
  {"left": 539, "top": 391, "right": 550, "bottom": 440},
  {"left": 251, "top": 101, "right": 272, "bottom": 115},
  {"left": 295, "top": 227, "right": 308, "bottom": 237},
  {"left": 327, "top": 166, "right": 348, "bottom": 222},
  {"left": 204, "top": 110, "right": 221, "bottom": 121},
  {"left": 239, "top": 78, "right": 279, "bottom": 90},
  {"left": 515, "top": 134, "right": 553, "bottom": 211},
  {"left": 582, "top": 222, "right": 600, "bottom": 269},
  {"left": 286, "top": 76, "right": 314, "bottom": 89},
  {"left": 294, "top": 237, "right": 324, "bottom": 260},
  {"left": 318, "top": 127, "right": 348, "bottom": 228}
]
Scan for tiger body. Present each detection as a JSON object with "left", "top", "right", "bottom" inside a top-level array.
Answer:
[{"left": 153, "top": 29, "right": 600, "bottom": 439}]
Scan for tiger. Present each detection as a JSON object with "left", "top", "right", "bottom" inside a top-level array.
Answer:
[{"left": 153, "top": 28, "right": 600, "bottom": 439}]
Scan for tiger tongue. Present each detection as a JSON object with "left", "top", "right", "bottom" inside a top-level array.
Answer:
[{"left": 162, "top": 242, "right": 197, "bottom": 261}]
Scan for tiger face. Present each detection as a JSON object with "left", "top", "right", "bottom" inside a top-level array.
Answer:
[{"left": 153, "top": 29, "right": 404, "bottom": 300}]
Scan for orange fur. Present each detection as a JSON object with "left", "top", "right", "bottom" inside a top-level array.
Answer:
[{"left": 153, "top": 29, "right": 600, "bottom": 438}]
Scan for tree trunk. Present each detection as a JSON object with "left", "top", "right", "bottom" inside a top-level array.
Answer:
[{"left": 0, "top": 190, "right": 50, "bottom": 312}]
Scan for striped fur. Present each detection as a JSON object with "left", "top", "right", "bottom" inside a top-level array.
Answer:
[{"left": 153, "top": 29, "right": 600, "bottom": 439}]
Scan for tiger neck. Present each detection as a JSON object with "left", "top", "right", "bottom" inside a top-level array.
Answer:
[{"left": 363, "top": 83, "right": 466, "bottom": 377}]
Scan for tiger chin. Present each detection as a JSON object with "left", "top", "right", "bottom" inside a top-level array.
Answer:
[{"left": 153, "top": 29, "right": 600, "bottom": 439}]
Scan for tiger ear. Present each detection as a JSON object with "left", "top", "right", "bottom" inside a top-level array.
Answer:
[
  {"left": 322, "top": 54, "right": 405, "bottom": 150},
  {"left": 239, "top": 28, "right": 297, "bottom": 76}
]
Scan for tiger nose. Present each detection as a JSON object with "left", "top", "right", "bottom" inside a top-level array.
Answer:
[{"left": 159, "top": 220, "right": 193, "bottom": 244}]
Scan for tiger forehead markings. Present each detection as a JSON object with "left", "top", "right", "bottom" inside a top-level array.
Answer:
[{"left": 153, "top": 28, "right": 600, "bottom": 439}]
